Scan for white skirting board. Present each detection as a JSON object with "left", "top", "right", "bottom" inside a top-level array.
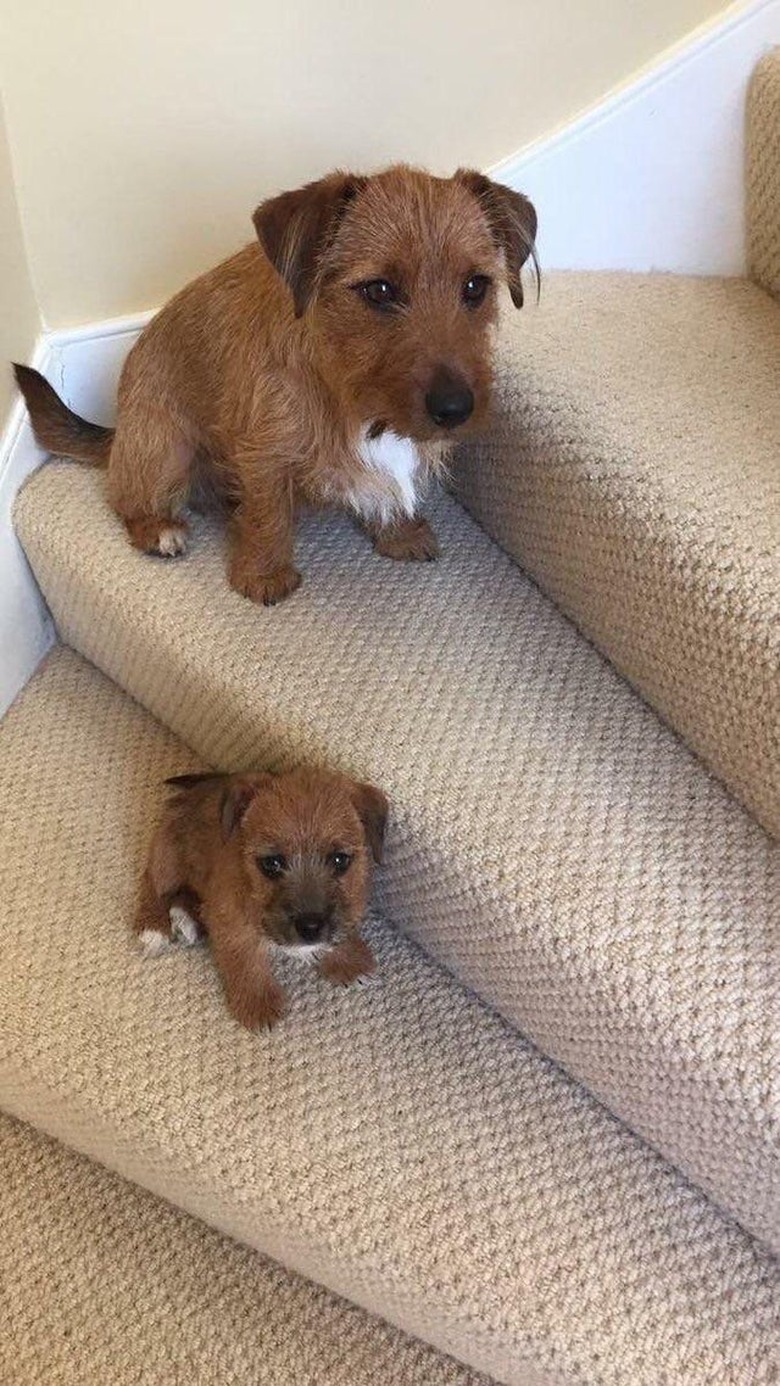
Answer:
[
  {"left": 0, "top": 343, "right": 57, "bottom": 717},
  {"left": 2, "top": 0, "right": 779, "bottom": 714},
  {"left": 0, "top": 315, "right": 152, "bottom": 717},
  {"left": 490, "top": 0, "right": 780, "bottom": 275}
]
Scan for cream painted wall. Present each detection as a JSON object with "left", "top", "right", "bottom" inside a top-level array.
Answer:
[
  {"left": 1, "top": 0, "right": 726, "bottom": 328},
  {"left": 0, "top": 97, "right": 39, "bottom": 425}
]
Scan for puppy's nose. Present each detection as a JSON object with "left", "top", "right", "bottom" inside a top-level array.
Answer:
[
  {"left": 294, "top": 913, "right": 329, "bottom": 944},
  {"left": 425, "top": 368, "right": 474, "bottom": 429}
]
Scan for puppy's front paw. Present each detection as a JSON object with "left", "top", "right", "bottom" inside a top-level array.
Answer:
[
  {"left": 229, "top": 982, "right": 288, "bottom": 1031},
  {"left": 319, "top": 937, "right": 376, "bottom": 987},
  {"left": 373, "top": 517, "right": 439, "bottom": 562},
  {"left": 229, "top": 559, "right": 302, "bottom": 606}
]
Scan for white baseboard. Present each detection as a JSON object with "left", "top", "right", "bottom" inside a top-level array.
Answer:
[
  {"left": 0, "top": 341, "right": 58, "bottom": 716},
  {"left": 490, "top": 0, "right": 780, "bottom": 275},
  {"left": 0, "top": 314, "right": 155, "bottom": 716},
  {"left": 46, "top": 311, "right": 154, "bottom": 425}
]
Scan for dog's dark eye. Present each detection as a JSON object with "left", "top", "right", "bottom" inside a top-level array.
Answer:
[
  {"left": 329, "top": 850, "right": 352, "bottom": 875},
  {"left": 358, "top": 279, "right": 399, "bottom": 311},
  {"left": 462, "top": 275, "right": 491, "bottom": 307},
  {"left": 258, "top": 854, "right": 287, "bottom": 880}
]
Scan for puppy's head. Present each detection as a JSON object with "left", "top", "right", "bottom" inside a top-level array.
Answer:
[
  {"left": 253, "top": 165, "right": 537, "bottom": 442},
  {"left": 222, "top": 767, "right": 387, "bottom": 952}
]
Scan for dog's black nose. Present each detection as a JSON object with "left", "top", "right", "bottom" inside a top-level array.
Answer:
[
  {"left": 294, "top": 913, "right": 328, "bottom": 943},
  {"left": 425, "top": 368, "right": 474, "bottom": 429}
]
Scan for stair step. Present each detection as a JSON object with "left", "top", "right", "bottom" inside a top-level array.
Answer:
[
  {"left": 1, "top": 646, "right": 776, "bottom": 1386},
  {"left": 15, "top": 462, "right": 779, "bottom": 1251},
  {"left": 748, "top": 49, "right": 780, "bottom": 300},
  {"left": 0, "top": 1111, "right": 489, "bottom": 1386},
  {"left": 454, "top": 272, "right": 780, "bottom": 840}
]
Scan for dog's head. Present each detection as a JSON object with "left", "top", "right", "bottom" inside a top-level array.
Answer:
[
  {"left": 253, "top": 165, "right": 537, "bottom": 442},
  {"left": 220, "top": 767, "right": 387, "bottom": 952}
]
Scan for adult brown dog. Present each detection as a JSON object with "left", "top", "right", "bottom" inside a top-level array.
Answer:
[
  {"left": 136, "top": 767, "right": 387, "bottom": 1030},
  {"left": 15, "top": 165, "right": 537, "bottom": 604}
]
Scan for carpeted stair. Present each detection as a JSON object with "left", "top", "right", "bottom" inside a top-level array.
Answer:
[
  {"left": 0, "top": 647, "right": 776, "bottom": 1386},
  {"left": 3, "top": 46, "right": 780, "bottom": 1386},
  {"left": 453, "top": 273, "right": 780, "bottom": 842},
  {"left": 14, "top": 466, "right": 778, "bottom": 1258},
  {"left": 0, "top": 1110, "right": 490, "bottom": 1386}
]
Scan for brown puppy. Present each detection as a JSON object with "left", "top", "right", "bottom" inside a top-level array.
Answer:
[
  {"left": 14, "top": 165, "right": 537, "bottom": 603},
  {"left": 136, "top": 767, "right": 388, "bottom": 1030}
]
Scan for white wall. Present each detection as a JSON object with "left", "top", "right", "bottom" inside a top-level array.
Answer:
[
  {"left": 497, "top": 0, "right": 780, "bottom": 274},
  {"left": 0, "top": 0, "right": 725, "bottom": 327},
  {"left": 0, "top": 96, "right": 39, "bottom": 426}
]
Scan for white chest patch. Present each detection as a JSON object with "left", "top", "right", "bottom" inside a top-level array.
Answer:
[{"left": 348, "top": 428, "right": 421, "bottom": 525}]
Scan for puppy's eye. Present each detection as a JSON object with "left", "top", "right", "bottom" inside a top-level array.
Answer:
[
  {"left": 462, "top": 275, "right": 491, "bottom": 307},
  {"left": 357, "top": 279, "right": 399, "bottom": 311},
  {"left": 329, "top": 850, "right": 352, "bottom": 876},
  {"left": 258, "top": 854, "right": 287, "bottom": 880}
]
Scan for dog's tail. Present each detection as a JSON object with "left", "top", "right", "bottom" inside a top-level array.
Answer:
[{"left": 13, "top": 363, "right": 114, "bottom": 465}]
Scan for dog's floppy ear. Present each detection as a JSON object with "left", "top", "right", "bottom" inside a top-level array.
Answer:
[
  {"left": 456, "top": 170, "right": 539, "bottom": 308},
  {"left": 220, "top": 774, "right": 272, "bottom": 840},
  {"left": 165, "top": 771, "right": 225, "bottom": 791},
  {"left": 253, "top": 172, "right": 367, "bottom": 317},
  {"left": 349, "top": 780, "right": 389, "bottom": 864}
]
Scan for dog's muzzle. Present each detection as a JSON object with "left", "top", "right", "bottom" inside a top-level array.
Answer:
[
  {"left": 291, "top": 911, "right": 334, "bottom": 944},
  {"left": 425, "top": 366, "right": 474, "bottom": 429}
]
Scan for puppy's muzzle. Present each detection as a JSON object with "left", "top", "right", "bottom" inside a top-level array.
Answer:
[
  {"left": 292, "top": 910, "right": 334, "bottom": 944},
  {"left": 425, "top": 366, "right": 474, "bottom": 429}
]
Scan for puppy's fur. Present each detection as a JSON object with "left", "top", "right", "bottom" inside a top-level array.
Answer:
[
  {"left": 14, "top": 165, "right": 537, "bottom": 604},
  {"left": 136, "top": 767, "right": 387, "bottom": 1030}
]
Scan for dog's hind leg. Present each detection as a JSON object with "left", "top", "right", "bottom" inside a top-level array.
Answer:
[{"left": 107, "top": 412, "right": 196, "bottom": 558}]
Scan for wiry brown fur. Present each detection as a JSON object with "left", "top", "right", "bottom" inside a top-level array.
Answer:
[
  {"left": 14, "top": 165, "right": 537, "bottom": 604},
  {"left": 135, "top": 767, "right": 388, "bottom": 1030}
]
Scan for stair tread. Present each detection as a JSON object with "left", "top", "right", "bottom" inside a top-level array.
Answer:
[
  {"left": 455, "top": 271, "right": 780, "bottom": 838},
  {"left": 0, "top": 1110, "right": 490, "bottom": 1386},
  {"left": 15, "top": 458, "right": 779, "bottom": 1251},
  {"left": 0, "top": 646, "right": 776, "bottom": 1386}
]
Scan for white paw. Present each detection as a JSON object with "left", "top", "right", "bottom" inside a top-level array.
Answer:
[
  {"left": 138, "top": 929, "right": 171, "bottom": 958},
  {"left": 157, "top": 525, "right": 188, "bottom": 557},
  {"left": 169, "top": 905, "right": 199, "bottom": 946}
]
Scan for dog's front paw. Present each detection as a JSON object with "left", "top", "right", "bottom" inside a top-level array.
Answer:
[
  {"left": 229, "top": 982, "right": 288, "bottom": 1031},
  {"left": 229, "top": 559, "right": 302, "bottom": 606},
  {"left": 373, "top": 517, "right": 439, "bottom": 562},
  {"left": 319, "top": 937, "right": 376, "bottom": 987}
]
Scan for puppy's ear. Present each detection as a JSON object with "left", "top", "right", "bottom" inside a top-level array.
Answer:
[
  {"left": 253, "top": 172, "right": 367, "bottom": 317},
  {"left": 165, "top": 771, "right": 224, "bottom": 790},
  {"left": 456, "top": 170, "right": 539, "bottom": 308},
  {"left": 220, "top": 775, "right": 270, "bottom": 840},
  {"left": 350, "top": 781, "right": 389, "bottom": 864}
]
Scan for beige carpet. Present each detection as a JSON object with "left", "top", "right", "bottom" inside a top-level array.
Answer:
[
  {"left": 0, "top": 647, "right": 777, "bottom": 1386},
  {"left": 15, "top": 464, "right": 779, "bottom": 1253},
  {"left": 0, "top": 1111, "right": 491, "bottom": 1386},
  {"left": 453, "top": 273, "right": 780, "bottom": 843},
  {"left": 748, "top": 48, "right": 780, "bottom": 298}
]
